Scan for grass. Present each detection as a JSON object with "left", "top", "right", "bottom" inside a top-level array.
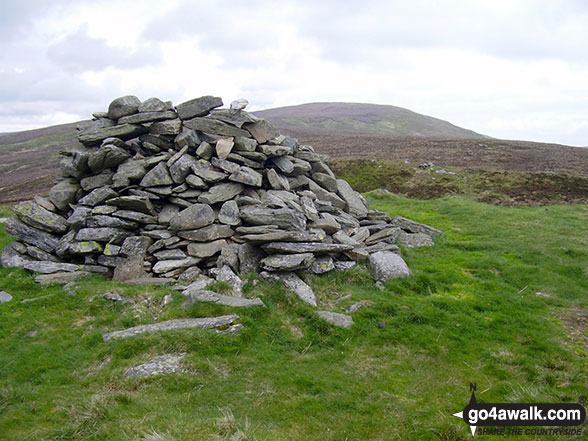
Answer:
[{"left": 0, "top": 195, "right": 587, "bottom": 440}]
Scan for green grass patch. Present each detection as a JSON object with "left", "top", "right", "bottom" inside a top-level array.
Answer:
[{"left": 0, "top": 196, "right": 587, "bottom": 440}]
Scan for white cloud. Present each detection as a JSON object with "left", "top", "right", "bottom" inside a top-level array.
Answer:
[{"left": 0, "top": 0, "right": 587, "bottom": 146}]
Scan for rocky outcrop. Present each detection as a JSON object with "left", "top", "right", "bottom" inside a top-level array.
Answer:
[{"left": 2, "top": 94, "right": 442, "bottom": 314}]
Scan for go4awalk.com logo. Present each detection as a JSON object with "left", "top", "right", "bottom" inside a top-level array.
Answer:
[{"left": 452, "top": 384, "right": 586, "bottom": 437}]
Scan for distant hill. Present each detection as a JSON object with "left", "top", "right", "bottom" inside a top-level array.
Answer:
[
  {"left": 2, "top": 105, "right": 588, "bottom": 205},
  {"left": 254, "top": 102, "right": 486, "bottom": 139}
]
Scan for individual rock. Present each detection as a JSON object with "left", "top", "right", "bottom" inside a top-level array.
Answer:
[
  {"left": 23, "top": 261, "right": 80, "bottom": 274},
  {"left": 80, "top": 172, "right": 113, "bottom": 191},
  {"left": 216, "top": 138, "right": 234, "bottom": 159},
  {"left": 332, "top": 230, "right": 362, "bottom": 247},
  {"left": 4, "top": 218, "right": 60, "bottom": 253},
  {"left": 49, "top": 180, "right": 80, "bottom": 211},
  {"left": 260, "top": 253, "right": 314, "bottom": 271},
  {"left": 153, "top": 249, "right": 188, "bottom": 260},
  {"left": 333, "top": 261, "right": 356, "bottom": 271},
  {"left": 391, "top": 216, "right": 443, "bottom": 237},
  {"left": 396, "top": 231, "right": 435, "bottom": 248},
  {"left": 140, "top": 162, "right": 173, "bottom": 187},
  {"left": 113, "top": 161, "right": 146, "bottom": 186},
  {"left": 244, "top": 119, "right": 279, "bottom": 143},
  {"left": 107, "top": 95, "right": 141, "bottom": 120},
  {"left": 138, "top": 97, "right": 173, "bottom": 113},
  {"left": 238, "top": 243, "right": 264, "bottom": 274},
  {"left": 262, "top": 242, "right": 352, "bottom": 254},
  {"left": 198, "top": 183, "right": 243, "bottom": 205},
  {"left": 120, "top": 236, "right": 153, "bottom": 257},
  {"left": 240, "top": 207, "right": 306, "bottom": 230},
  {"left": 104, "top": 292, "right": 133, "bottom": 303},
  {"left": 176, "top": 96, "right": 223, "bottom": 120},
  {"left": 169, "top": 203, "right": 215, "bottom": 231},
  {"left": 86, "top": 215, "right": 137, "bottom": 229},
  {"left": 112, "top": 210, "right": 157, "bottom": 224},
  {"left": 271, "top": 156, "right": 295, "bottom": 174},
  {"left": 1, "top": 246, "right": 32, "bottom": 268},
  {"left": 69, "top": 241, "right": 103, "bottom": 254},
  {"left": 309, "top": 213, "right": 341, "bottom": 234},
  {"left": 13, "top": 201, "right": 68, "bottom": 233},
  {"left": 312, "top": 172, "right": 338, "bottom": 192},
  {"left": 230, "top": 98, "right": 249, "bottom": 113},
  {"left": 367, "top": 251, "right": 411, "bottom": 282},
  {"left": 365, "top": 227, "right": 401, "bottom": 246},
  {"left": 229, "top": 167, "right": 263, "bottom": 187},
  {"left": 158, "top": 204, "right": 180, "bottom": 225},
  {"left": 308, "top": 180, "right": 346, "bottom": 209},
  {"left": 266, "top": 169, "right": 290, "bottom": 190},
  {"left": 317, "top": 311, "right": 353, "bottom": 329},
  {"left": 192, "top": 161, "right": 227, "bottom": 183},
  {"left": 258, "top": 144, "right": 290, "bottom": 157},
  {"left": 187, "top": 239, "right": 227, "bottom": 258},
  {"left": 195, "top": 141, "right": 213, "bottom": 160},
  {"left": 0, "top": 291, "right": 13, "bottom": 304},
  {"left": 233, "top": 136, "right": 257, "bottom": 152},
  {"left": 78, "top": 187, "right": 119, "bottom": 207},
  {"left": 107, "top": 196, "right": 155, "bottom": 215},
  {"left": 346, "top": 303, "right": 363, "bottom": 313},
  {"left": 183, "top": 117, "right": 249, "bottom": 137},
  {"left": 182, "top": 290, "right": 264, "bottom": 308},
  {"left": 34, "top": 271, "right": 91, "bottom": 285},
  {"left": 261, "top": 271, "right": 317, "bottom": 306},
  {"left": 185, "top": 174, "right": 208, "bottom": 189},
  {"left": 118, "top": 110, "right": 177, "bottom": 125},
  {"left": 113, "top": 257, "right": 146, "bottom": 281},
  {"left": 310, "top": 256, "right": 335, "bottom": 274},
  {"left": 218, "top": 200, "right": 241, "bottom": 226},
  {"left": 215, "top": 265, "right": 243, "bottom": 293},
  {"left": 178, "top": 224, "right": 234, "bottom": 242},
  {"left": 211, "top": 157, "right": 241, "bottom": 174},
  {"left": 123, "top": 353, "right": 190, "bottom": 379},
  {"left": 103, "top": 314, "right": 239, "bottom": 341},
  {"left": 336, "top": 179, "right": 368, "bottom": 218},
  {"left": 149, "top": 118, "right": 182, "bottom": 135},
  {"left": 75, "top": 227, "right": 130, "bottom": 243},
  {"left": 78, "top": 124, "right": 145, "bottom": 146}
]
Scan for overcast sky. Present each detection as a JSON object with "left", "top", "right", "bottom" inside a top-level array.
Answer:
[{"left": 1, "top": 0, "right": 587, "bottom": 146}]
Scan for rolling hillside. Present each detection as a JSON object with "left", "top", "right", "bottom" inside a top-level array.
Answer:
[
  {"left": 1, "top": 102, "right": 588, "bottom": 205},
  {"left": 254, "top": 102, "right": 486, "bottom": 138}
]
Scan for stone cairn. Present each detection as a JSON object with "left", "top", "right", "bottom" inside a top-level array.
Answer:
[{"left": 1, "top": 95, "right": 442, "bottom": 308}]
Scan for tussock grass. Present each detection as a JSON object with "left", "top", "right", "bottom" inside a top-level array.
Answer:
[{"left": 0, "top": 195, "right": 587, "bottom": 440}]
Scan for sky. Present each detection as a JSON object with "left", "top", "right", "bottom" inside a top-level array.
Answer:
[{"left": 1, "top": 0, "right": 587, "bottom": 146}]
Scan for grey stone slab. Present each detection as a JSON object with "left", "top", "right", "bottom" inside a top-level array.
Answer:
[{"left": 103, "top": 314, "right": 239, "bottom": 341}]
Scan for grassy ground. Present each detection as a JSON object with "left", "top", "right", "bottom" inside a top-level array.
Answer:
[
  {"left": 0, "top": 196, "right": 587, "bottom": 440},
  {"left": 331, "top": 159, "right": 588, "bottom": 206}
]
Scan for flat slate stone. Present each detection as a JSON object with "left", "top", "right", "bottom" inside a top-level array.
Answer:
[
  {"left": 179, "top": 224, "right": 234, "bottom": 242},
  {"left": 13, "top": 201, "right": 68, "bottom": 233},
  {"left": 140, "top": 162, "right": 173, "bottom": 187},
  {"left": 123, "top": 353, "right": 191, "bottom": 379},
  {"left": 396, "top": 231, "right": 435, "bottom": 248},
  {"left": 78, "top": 123, "right": 146, "bottom": 145},
  {"left": 23, "top": 261, "right": 80, "bottom": 274},
  {"left": 107, "top": 95, "right": 141, "bottom": 119},
  {"left": 262, "top": 242, "right": 352, "bottom": 254},
  {"left": 107, "top": 196, "right": 156, "bottom": 215},
  {"left": 317, "top": 311, "right": 354, "bottom": 329},
  {"left": 240, "top": 207, "right": 306, "bottom": 230},
  {"left": 4, "top": 218, "right": 60, "bottom": 253},
  {"left": 187, "top": 239, "right": 227, "bottom": 258},
  {"left": 391, "top": 216, "right": 443, "bottom": 237},
  {"left": 198, "top": 183, "right": 243, "bottom": 205},
  {"left": 336, "top": 180, "right": 368, "bottom": 218},
  {"left": 244, "top": 119, "right": 279, "bottom": 143},
  {"left": 181, "top": 289, "right": 265, "bottom": 308},
  {"left": 35, "top": 271, "right": 91, "bottom": 285},
  {"left": 118, "top": 110, "right": 177, "bottom": 124},
  {"left": 102, "top": 314, "right": 239, "bottom": 341},
  {"left": 238, "top": 230, "right": 324, "bottom": 243},
  {"left": 261, "top": 271, "right": 317, "bottom": 306},
  {"left": 260, "top": 253, "right": 314, "bottom": 271},
  {"left": 176, "top": 96, "right": 223, "bottom": 120},
  {"left": 1, "top": 246, "right": 32, "bottom": 268},
  {"left": 184, "top": 117, "right": 249, "bottom": 137},
  {"left": 169, "top": 203, "right": 215, "bottom": 231}
]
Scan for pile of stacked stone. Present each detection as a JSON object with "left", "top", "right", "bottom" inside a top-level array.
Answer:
[{"left": 1, "top": 95, "right": 442, "bottom": 305}]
